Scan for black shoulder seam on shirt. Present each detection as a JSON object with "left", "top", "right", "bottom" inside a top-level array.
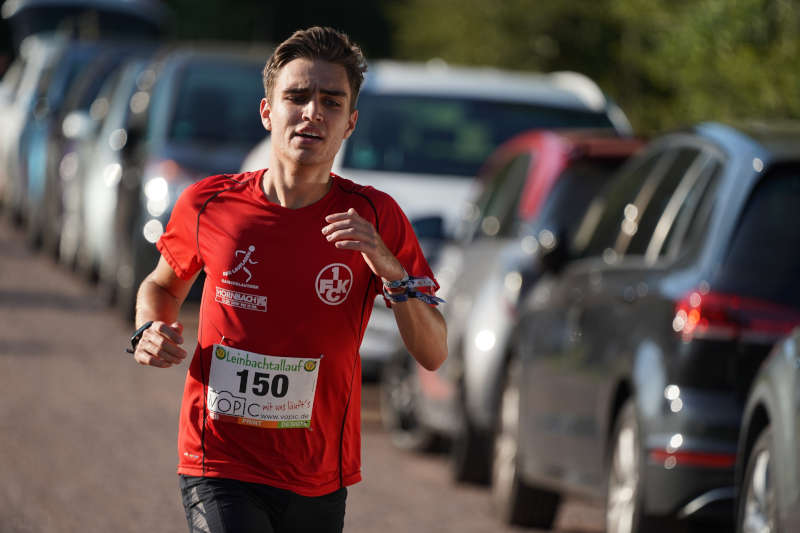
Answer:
[
  {"left": 336, "top": 181, "right": 380, "bottom": 233},
  {"left": 336, "top": 181, "right": 381, "bottom": 488},
  {"left": 195, "top": 175, "right": 252, "bottom": 266}
]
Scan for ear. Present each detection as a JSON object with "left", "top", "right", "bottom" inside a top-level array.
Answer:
[
  {"left": 343, "top": 109, "right": 358, "bottom": 140},
  {"left": 259, "top": 98, "right": 272, "bottom": 131}
]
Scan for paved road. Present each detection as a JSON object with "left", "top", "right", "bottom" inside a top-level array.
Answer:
[{"left": 0, "top": 219, "right": 603, "bottom": 533}]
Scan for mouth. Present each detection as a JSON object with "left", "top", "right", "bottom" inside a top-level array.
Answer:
[{"left": 294, "top": 130, "right": 323, "bottom": 141}]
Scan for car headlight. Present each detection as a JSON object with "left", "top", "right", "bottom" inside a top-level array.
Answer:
[{"left": 144, "top": 176, "right": 170, "bottom": 217}]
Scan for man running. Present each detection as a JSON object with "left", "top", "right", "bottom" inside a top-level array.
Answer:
[{"left": 128, "top": 26, "right": 447, "bottom": 533}]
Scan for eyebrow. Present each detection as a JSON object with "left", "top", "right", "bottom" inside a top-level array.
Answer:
[{"left": 283, "top": 86, "right": 348, "bottom": 98}]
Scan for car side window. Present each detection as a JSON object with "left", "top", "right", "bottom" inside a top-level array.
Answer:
[
  {"left": 577, "top": 151, "right": 664, "bottom": 259},
  {"left": 650, "top": 158, "right": 723, "bottom": 262},
  {"left": 619, "top": 147, "right": 702, "bottom": 256},
  {"left": 470, "top": 153, "right": 531, "bottom": 241}
]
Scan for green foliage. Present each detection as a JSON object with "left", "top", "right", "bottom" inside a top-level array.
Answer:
[{"left": 388, "top": 0, "right": 800, "bottom": 135}]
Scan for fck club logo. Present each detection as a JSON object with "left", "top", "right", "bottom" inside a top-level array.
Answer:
[{"left": 315, "top": 263, "right": 353, "bottom": 305}]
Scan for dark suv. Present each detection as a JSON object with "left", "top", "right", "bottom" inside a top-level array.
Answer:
[{"left": 494, "top": 122, "right": 800, "bottom": 532}]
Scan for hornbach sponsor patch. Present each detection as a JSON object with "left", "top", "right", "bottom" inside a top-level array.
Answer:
[{"left": 215, "top": 286, "right": 267, "bottom": 312}]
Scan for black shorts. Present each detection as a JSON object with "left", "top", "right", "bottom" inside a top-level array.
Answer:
[{"left": 179, "top": 475, "right": 347, "bottom": 533}]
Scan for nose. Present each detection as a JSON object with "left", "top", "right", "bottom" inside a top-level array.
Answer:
[{"left": 301, "top": 97, "right": 322, "bottom": 122}]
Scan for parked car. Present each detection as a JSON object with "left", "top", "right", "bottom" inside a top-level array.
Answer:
[
  {"left": 243, "top": 60, "right": 633, "bottom": 378},
  {"left": 57, "top": 54, "right": 152, "bottom": 273},
  {"left": 0, "top": 33, "right": 64, "bottom": 217},
  {"left": 1, "top": 0, "right": 169, "bottom": 48},
  {"left": 0, "top": 0, "right": 170, "bottom": 218},
  {"left": 24, "top": 40, "right": 153, "bottom": 252},
  {"left": 26, "top": 41, "right": 153, "bottom": 255},
  {"left": 736, "top": 327, "right": 800, "bottom": 533},
  {"left": 378, "top": 131, "right": 643, "bottom": 469},
  {"left": 495, "top": 122, "right": 800, "bottom": 532},
  {"left": 91, "top": 45, "right": 269, "bottom": 320}
]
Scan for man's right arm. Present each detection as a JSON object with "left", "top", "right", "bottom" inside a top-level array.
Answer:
[{"left": 132, "top": 256, "right": 200, "bottom": 368}]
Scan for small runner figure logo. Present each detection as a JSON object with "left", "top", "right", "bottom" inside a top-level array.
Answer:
[
  {"left": 215, "top": 347, "right": 227, "bottom": 359},
  {"left": 222, "top": 245, "right": 260, "bottom": 289},
  {"left": 315, "top": 263, "right": 353, "bottom": 305},
  {"left": 304, "top": 360, "right": 317, "bottom": 372}
]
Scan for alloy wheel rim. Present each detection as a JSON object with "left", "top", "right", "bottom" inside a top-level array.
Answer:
[
  {"left": 607, "top": 422, "right": 639, "bottom": 533},
  {"left": 742, "top": 448, "right": 775, "bottom": 533}
]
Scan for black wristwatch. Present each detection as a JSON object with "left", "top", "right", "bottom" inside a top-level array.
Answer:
[{"left": 126, "top": 321, "right": 154, "bottom": 354}]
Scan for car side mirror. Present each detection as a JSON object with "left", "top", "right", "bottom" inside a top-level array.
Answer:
[
  {"left": 412, "top": 215, "right": 446, "bottom": 242},
  {"left": 412, "top": 215, "right": 447, "bottom": 264}
]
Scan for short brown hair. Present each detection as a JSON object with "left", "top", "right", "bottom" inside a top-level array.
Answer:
[{"left": 263, "top": 26, "right": 367, "bottom": 110}]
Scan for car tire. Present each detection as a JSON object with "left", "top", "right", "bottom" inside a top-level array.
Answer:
[
  {"left": 737, "top": 426, "right": 776, "bottom": 533},
  {"left": 378, "top": 351, "right": 439, "bottom": 452},
  {"left": 450, "top": 402, "right": 492, "bottom": 484},
  {"left": 24, "top": 206, "right": 43, "bottom": 250},
  {"left": 491, "top": 358, "right": 560, "bottom": 528},
  {"left": 115, "top": 234, "right": 146, "bottom": 324},
  {"left": 606, "top": 399, "right": 652, "bottom": 533}
]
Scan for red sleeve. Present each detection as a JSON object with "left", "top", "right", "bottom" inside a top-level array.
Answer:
[
  {"left": 374, "top": 195, "right": 440, "bottom": 306},
  {"left": 156, "top": 181, "right": 206, "bottom": 280}
]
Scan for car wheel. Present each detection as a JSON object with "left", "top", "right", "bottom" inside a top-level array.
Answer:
[
  {"left": 24, "top": 207, "right": 43, "bottom": 250},
  {"left": 115, "top": 234, "right": 145, "bottom": 324},
  {"left": 606, "top": 399, "right": 649, "bottom": 533},
  {"left": 491, "top": 358, "right": 560, "bottom": 528},
  {"left": 737, "top": 426, "right": 776, "bottom": 533},
  {"left": 450, "top": 401, "right": 492, "bottom": 484},
  {"left": 379, "top": 352, "right": 439, "bottom": 452}
]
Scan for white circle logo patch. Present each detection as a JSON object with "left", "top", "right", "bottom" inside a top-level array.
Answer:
[{"left": 315, "top": 263, "right": 353, "bottom": 305}]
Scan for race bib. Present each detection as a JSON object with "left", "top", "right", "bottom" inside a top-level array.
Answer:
[{"left": 207, "top": 344, "right": 321, "bottom": 429}]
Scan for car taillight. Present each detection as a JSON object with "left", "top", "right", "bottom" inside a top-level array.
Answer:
[{"left": 673, "top": 290, "right": 800, "bottom": 342}]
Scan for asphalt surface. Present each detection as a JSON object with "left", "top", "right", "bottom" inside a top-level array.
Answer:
[{"left": 0, "top": 218, "right": 603, "bottom": 533}]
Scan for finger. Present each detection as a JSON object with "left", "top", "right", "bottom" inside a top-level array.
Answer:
[
  {"left": 333, "top": 240, "right": 365, "bottom": 251},
  {"left": 170, "top": 321, "right": 184, "bottom": 335},
  {"left": 324, "top": 208, "right": 361, "bottom": 223},
  {"left": 324, "top": 227, "right": 367, "bottom": 242},
  {"left": 147, "top": 335, "right": 188, "bottom": 363},
  {"left": 154, "top": 321, "right": 184, "bottom": 345},
  {"left": 140, "top": 330, "right": 187, "bottom": 362},
  {"left": 324, "top": 211, "right": 350, "bottom": 223},
  {"left": 321, "top": 219, "right": 355, "bottom": 236},
  {"left": 134, "top": 349, "right": 171, "bottom": 368}
]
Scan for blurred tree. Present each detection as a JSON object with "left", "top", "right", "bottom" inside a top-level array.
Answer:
[
  {"left": 161, "top": 0, "right": 394, "bottom": 59},
  {"left": 388, "top": 0, "right": 800, "bottom": 134}
]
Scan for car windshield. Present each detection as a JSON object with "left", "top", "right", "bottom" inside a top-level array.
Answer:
[
  {"left": 713, "top": 164, "right": 800, "bottom": 310},
  {"left": 167, "top": 59, "right": 265, "bottom": 148},
  {"left": 342, "top": 93, "right": 615, "bottom": 177}
]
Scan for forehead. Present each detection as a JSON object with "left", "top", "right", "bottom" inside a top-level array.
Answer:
[{"left": 274, "top": 58, "right": 351, "bottom": 96}]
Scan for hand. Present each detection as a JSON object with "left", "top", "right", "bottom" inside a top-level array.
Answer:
[
  {"left": 133, "top": 321, "right": 188, "bottom": 368},
  {"left": 322, "top": 208, "right": 405, "bottom": 281}
]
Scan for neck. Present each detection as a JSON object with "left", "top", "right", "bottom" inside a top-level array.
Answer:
[{"left": 261, "top": 158, "right": 333, "bottom": 209}]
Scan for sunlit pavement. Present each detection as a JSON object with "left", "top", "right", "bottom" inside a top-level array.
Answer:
[{"left": 0, "top": 219, "right": 602, "bottom": 533}]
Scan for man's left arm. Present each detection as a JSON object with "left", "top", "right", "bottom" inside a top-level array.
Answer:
[{"left": 322, "top": 208, "right": 447, "bottom": 371}]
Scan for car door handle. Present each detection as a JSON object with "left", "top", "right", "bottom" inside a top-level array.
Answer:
[
  {"left": 620, "top": 285, "right": 638, "bottom": 303},
  {"left": 620, "top": 283, "right": 648, "bottom": 304}
]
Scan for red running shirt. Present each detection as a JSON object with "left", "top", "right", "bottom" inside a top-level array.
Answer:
[{"left": 157, "top": 171, "right": 438, "bottom": 496}]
